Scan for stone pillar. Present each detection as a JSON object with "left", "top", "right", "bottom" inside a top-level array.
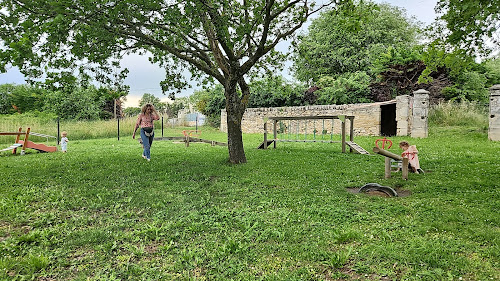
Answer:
[
  {"left": 220, "top": 109, "right": 227, "bottom": 132},
  {"left": 411, "top": 89, "right": 429, "bottom": 138},
  {"left": 396, "top": 95, "right": 410, "bottom": 136},
  {"left": 489, "top": 85, "right": 500, "bottom": 141}
]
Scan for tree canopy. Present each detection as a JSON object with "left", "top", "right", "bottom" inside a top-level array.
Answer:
[
  {"left": 0, "top": 0, "right": 339, "bottom": 164},
  {"left": 292, "top": 0, "right": 421, "bottom": 83},
  {"left": 435, "top": 0, "right": 500, "bottom": 55}
]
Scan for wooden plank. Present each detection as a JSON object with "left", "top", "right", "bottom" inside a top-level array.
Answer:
[
  {"left": 0, "top": 132, "right": 26, "bottom": 136},
  {"left": 0, "top": 143, "right": 23, "bottom": 152},
  {"left": 346, "top": 141, "right": 370, "bottom": 154},
  {"left": 154, "top": 136, "right": 185, "bottom": 141},
  {"left": 372, "top": 147, "right": 403, "bottom": 161},
  {"left": 189, "top": 138, "right": 227, "bottom": 146}
]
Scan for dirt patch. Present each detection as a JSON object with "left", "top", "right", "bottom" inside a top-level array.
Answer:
[{"left": 346, "top": 187, "right": 411, "bottom": 198}]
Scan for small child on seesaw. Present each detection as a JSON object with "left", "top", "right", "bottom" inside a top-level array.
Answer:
[
  {"left": 399, "top": 141, "right": 423, "bottom": 174},
  {"left": 60, "top": 131, "right": 69, "bottom": 153}
]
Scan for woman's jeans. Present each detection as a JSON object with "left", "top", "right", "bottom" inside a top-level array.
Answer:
[{"left": 140, "top": 128, "right": 154, "bottom": 159}]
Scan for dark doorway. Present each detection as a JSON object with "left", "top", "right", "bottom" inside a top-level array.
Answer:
[{"left": 381, "top": 103, "right": 397, "bottom": 136}]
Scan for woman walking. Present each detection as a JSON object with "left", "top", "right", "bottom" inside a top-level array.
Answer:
[{"left": 133, "top": 103, "right": 160, "bottom": 161}]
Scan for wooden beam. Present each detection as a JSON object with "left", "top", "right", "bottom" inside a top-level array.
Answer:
[{"left": 372, "top": 147, "right": 403, "bottom": 161}]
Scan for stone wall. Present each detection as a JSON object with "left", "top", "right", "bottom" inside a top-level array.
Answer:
[{"left": 220, "top": 91, "right": 430, "bottom": 137}]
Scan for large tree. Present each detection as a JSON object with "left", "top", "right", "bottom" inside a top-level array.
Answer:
[
  {"left": 292, "top": 0, "right": 421, "bottom": 83},
  {"left": 0, "top": 0, "right": 340, "bottom": 164}
]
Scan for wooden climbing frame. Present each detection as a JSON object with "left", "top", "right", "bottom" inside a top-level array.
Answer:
[{"left": 260, "top": 115, "right": 357, "bottom": 153}]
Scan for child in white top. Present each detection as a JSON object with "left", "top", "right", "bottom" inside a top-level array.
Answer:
[{"left": 60, "top": 131, "right": 69, "bottom": 153}]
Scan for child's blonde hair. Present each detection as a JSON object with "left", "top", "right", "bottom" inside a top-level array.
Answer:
[{"left": 61, "top": 131, "right": 67, "bottom": 137}]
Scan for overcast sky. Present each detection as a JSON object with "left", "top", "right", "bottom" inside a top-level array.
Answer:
[{"left": 0, "top": 0, "right": 438, "bottom": 108}]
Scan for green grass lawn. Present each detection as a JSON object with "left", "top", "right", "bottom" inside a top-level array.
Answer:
[{"left": 0, "top": 126, "right": 498, "bottom": 280}]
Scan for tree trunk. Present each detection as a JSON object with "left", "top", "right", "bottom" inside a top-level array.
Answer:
[
  {"left": 226, "top": 114, "right": 246, "bottom": 164},
  {"left": 225, "top": 80, "right": 247, "bottom": 164}
]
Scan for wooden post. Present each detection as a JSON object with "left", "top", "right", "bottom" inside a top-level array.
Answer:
[
  {"left": 21, "top": 128, "right": 30, "bottom": 155},
  {"left": 402, "top": 158, "right": 409, "bottom": 180},
  {"left": 273, "top": 120, "right": 277, "bottom": 149},
  {"left": 385, "top": 157, "right": 391, "bottom": 179},
  {"left": 263, "top": 122, "right": 268, "bottom": 149},
  {"left": 117, "top": 117, "right": 120, "bottom": 141},
  {"left": 185, "top": 135, "right": 190, "bottom": 147},
  {"left": 349, "top": 117, "right": 354, "bottom": 153},
  {"left": 341, "top": 118, "right": 346, "bottom": 153},
  {"left": 57, "top": 117, "right": 60, "bottom": 145},
  {"left": 13, "top": 127, "right": 22, "bottom": 154}
]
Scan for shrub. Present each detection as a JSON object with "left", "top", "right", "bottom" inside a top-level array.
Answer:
[
  {"left": 429, "top": 100, "right": 488, "bottom": 127},
  {"left": 442, "top": 71, "right": 489, "bottom": 102},
  {"left": 43, "top": 87, "right": 104, "bottom": 120},
  {"left": 316, "top": 72, "right": 372, "bottom": 105}
]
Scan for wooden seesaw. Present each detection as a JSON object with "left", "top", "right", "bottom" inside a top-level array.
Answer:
[
  {"left": 0, "top": 127, "right": 57, "bottom": 155},
  {"left": 372, "top": 146, "right": 409, "bottom": 180}
]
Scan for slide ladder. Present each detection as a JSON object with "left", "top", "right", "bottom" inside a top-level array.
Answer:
[
  {"left": 0, "top": 143, "right": 22, "bottom": 152},
  {"left": 346, "top": 141, "right": 370, "bottom": 155}
]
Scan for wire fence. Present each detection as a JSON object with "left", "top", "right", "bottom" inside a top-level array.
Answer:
[{"left": 0, "top": 114, "right": 207, "bottom": 145}]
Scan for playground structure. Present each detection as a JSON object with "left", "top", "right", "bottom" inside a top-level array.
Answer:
[
  {"left": 372, "top": 146, "right": 409, "bottom": 180},
  {"left": 258, "top": 115, "right": 369, "bottom": 154},
  {"left": 0, "top": 127, "right": 57, "bottom": 155}
]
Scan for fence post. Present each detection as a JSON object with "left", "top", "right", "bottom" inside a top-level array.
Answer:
[
  {"left": 161, "top": 116, "right": 164, "bottom": 138},
  {"left": 117, "top": 117, "right": 120, "bottom": 141},
  {"left": 57, "top": 117, "right": 60, "bottom": 145}
]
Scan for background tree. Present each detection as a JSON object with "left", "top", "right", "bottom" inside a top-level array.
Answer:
[
  {"left": 248, "top": 75, "right": 306, "bottom": 108},
  {"left": 293, "top": 0, "right": 421, "bottom": 83},
  {"left": 0, "top": 0, "right": 341, "bottom": 164},
  {"left": 42, "top": 86, "right": 105, "bottom": 120},
  {"left": 165, "top": 97, "right": 189, "bottom": 118},
  {"left": 485, "top": 57, "right": 500, "bottom": 86},
  {"left": 193, "top": 84, "right": 226, "bottom": 128},
  {"left": 123, "top": 107, "right": 141, "bottom": 118},
  {"left": 139, "top": 93, "right": 167, "bottom": 114}
]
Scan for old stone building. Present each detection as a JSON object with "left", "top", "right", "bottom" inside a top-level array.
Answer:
[{"left": 220, "top": 90, "right": 430, "bottom": 137}]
